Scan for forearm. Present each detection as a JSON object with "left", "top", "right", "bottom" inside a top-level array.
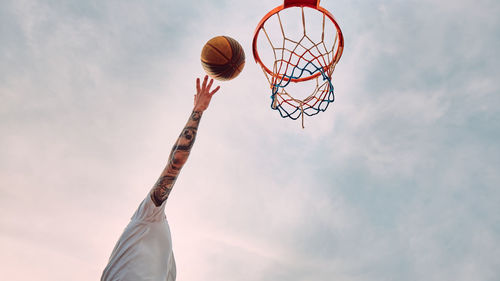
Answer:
[{"left": 150, "top": 110, "right": 203, "bottom": 206}]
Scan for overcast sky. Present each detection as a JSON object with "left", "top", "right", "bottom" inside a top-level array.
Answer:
[{"left": 1, "top": 0, "right": 499, "bottom": 280}]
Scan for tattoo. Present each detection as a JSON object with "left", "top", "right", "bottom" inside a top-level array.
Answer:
[
  {"left": 150, "top": 110, "right": 203, "bottom": 206},
  {"left": 174, "top": 126, "right": 197, "bottom": 151},
  {"left": 191, "top": 111, "right": 202, "bottom": 121}
]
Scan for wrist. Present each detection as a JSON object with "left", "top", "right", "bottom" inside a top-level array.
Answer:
[{"left": 191, "top": 110, "right": 203, "bottom": 121}]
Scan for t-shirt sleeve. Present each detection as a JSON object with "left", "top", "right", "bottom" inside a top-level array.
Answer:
[{"left": 130, "top": 194, "right": 167, "bottom": 222}]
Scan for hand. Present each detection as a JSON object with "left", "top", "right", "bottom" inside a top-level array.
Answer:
[{"left": 194, "top": 75, "right": 220, "bottom": 112}]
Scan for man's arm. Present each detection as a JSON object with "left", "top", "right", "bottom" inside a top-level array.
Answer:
[{"left": 150, "top": 76, "right": 220, "bottom": 207}]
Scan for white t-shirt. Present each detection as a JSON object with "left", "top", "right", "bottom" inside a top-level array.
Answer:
[{"left": 101, "top": 195, "right": 176, "bottom": 281}]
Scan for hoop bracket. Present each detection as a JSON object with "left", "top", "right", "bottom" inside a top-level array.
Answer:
[{"left": 284, "top": 0, "right": 319, "bottom": 9}]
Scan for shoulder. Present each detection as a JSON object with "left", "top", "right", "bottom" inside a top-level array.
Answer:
[{"left": 130, "top": 194, "right": 167, "bottom": 222}]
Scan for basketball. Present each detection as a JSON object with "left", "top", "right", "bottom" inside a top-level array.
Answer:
[{"left": 201, "top": 36, "right": 245, "bottom": 81}]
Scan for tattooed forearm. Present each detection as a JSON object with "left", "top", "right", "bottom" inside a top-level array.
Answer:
[
  {"left": 150, "top": 110, "right": 203, "bottom": 206},
  {"left": 173, "top": 126, "right": 198, "bottom": 151},
  {"left": 191, "top": 110, "right": 202, "bottom": 121}
]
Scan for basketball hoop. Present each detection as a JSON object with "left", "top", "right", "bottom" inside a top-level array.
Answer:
[{"left": 252, "top": 0, "right": 344, "bottom": 127}]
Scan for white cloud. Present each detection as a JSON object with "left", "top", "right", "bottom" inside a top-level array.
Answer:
[{"left": 1, "top": 0, "right": 500, "bottom": 280}]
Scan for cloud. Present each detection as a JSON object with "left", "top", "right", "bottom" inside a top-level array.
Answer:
[{"left": 1, "top": 0, "right": 499, "bottom": 281}]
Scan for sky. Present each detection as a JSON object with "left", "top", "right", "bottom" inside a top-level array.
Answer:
[{"left": 1, "top": 0, "right": 499, "bottom": 280}]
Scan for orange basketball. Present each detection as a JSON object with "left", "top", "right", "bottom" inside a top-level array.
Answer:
[{"left": 201, "top": 36, "right": 245, "bottom": 81}]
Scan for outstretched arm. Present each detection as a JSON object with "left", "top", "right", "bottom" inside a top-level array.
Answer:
[{"left": 150, "top": 76, "right": 220, "bottom": 207}]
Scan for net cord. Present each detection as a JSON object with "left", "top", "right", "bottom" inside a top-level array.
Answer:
[{"left": 260, "top": 7, "right": 339, "bottom": 127}]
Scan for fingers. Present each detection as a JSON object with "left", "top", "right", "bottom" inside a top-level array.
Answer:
[
  {"left": 207, "top": 78, "right": 214, "bottom": 90},
  {"left": 210, "top": 85, "right": 220, "bottom": 96},
  {"left": 202, "top": 75, "right": 208, "bottom": 90},
  {"left": 198, "top": 75, "right": 219, "bottom": 96},
  {"left": 194, "top": 76, "right": 220, "bottom": 111}
]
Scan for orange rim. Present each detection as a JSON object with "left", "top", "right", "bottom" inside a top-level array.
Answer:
[{"left": 252, "top": 1, "right": 344, "bottom": 82}]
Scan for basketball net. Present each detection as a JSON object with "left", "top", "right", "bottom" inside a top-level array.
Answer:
[{"left": 257, "top": 7, "right": 342, "bottom": 128}]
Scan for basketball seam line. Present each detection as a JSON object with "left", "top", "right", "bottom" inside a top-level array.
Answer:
[{"left": 205, "top": 43, "right": 231, "bottom": 63}]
